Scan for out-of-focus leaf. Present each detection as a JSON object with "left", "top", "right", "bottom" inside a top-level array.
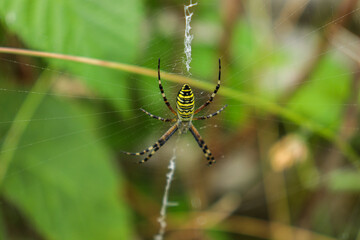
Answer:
[
  {"left": 207, "top": 231, "right": 232, "bottom": 240},
  {"left": 191, "top": 43, "right": 223, "bottom": 121},
  {"left": 288, "top": 55, "right": 350, "bottom": 129},
  {"left": 0, "top": 0, "right": 144, "bottom": 113},
  {"left": 0, "top": 93, "right": 133, "bottom": 240},
  {"left": 327, "top": 169, "right": 360, "bottom": 192},
  {"left": 0, "top": 209, "right": 7, "bottom": 239},
  {"left": 134, "top": 34, "right": 180, "bottom": 121},
  {"left": 226, "top": 21, "right": 260, "bottom": 128}
]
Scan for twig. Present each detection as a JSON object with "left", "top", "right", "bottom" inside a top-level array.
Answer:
[{"left": 168, "top": 213, "right": 337, "bottom": 240}]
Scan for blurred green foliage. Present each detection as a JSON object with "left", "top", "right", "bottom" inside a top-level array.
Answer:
[
  {"left": 0, "top": 0, "right": 359, "bottom": 239},
  {"left": 0, "top": 0, "right": 144, "bottom": 239},
  {"left": 328, "top": 169, "right": 360, "bottom": 191},
  {"left": 0, "top": 0, "right": 143, "bottom": 112},
  {"left": 0, "top": 84, "right": 132, "bottom": 239},
  {"left": 289, "top": 56, "right": 350, "bottom": 129}
]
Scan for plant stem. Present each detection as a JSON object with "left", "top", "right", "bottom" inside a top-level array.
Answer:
[{"left": 0, "top": 47, "right": 358, "bottom": 166}]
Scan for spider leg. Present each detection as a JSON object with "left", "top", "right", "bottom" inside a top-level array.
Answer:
[
  {"left": 193, "top": 104, "right": 227, "bottom": 120},
  {"left": 140, "top": 108, "right": 175, "bottom": 122},
  {"left": 158, "top": 59, "right": 177, "bottom": 116},
  {"left": 194, "top": 59, "right": 221, "bottom": 114},
  {"left": 139, "top": 123, "right": 179, "bottom": 163},
  {"left": 121, "top": 123, "right": 179, "bottom": 163},
  {"left": 189, "top": 124, "right": 215, "bottom": 166}
]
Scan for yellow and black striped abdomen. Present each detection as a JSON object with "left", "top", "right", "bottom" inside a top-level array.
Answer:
[{"left": 176, "top": 84, "right": 195, "bottom": 121}]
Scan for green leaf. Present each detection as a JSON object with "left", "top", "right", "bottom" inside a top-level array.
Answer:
[
  {"left": 1, "top": 94, "right": 133, "bottom": 239},
  {"left": 327, "top": 169, "right": 360, "bottom": 192},
  {"left": 288, "top": 55, "right": 350, "bottom": 129},
  {"left": 0, "top": 0, "right": 144, "bottom": 113},
  {"left": 0, "top": 209, "right": 7, "bottom": 240},
  {"left": 225, "top": 21, "right": 261, "bottom": 128}
]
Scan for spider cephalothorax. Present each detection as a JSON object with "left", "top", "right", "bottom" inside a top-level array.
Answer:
[{"left": 122, "top": 59, "right": 227, "bottom": 166}]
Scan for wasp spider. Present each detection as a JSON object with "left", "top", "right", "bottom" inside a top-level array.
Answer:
[{"left": 122, "top": 59, "right": 227, "bottom": 166}]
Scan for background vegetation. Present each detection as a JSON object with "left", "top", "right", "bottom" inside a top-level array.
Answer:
[{"left": 0, "top": 0, "right": 360, "bottom": 239}]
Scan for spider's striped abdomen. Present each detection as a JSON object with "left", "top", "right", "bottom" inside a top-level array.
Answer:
[{"left": 176, "top": 84, "right": 194, "bottom": 121}]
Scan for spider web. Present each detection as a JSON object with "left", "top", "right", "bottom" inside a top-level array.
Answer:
[{"left": 0, "top": 0, "right": 360, "bottom": 239}]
